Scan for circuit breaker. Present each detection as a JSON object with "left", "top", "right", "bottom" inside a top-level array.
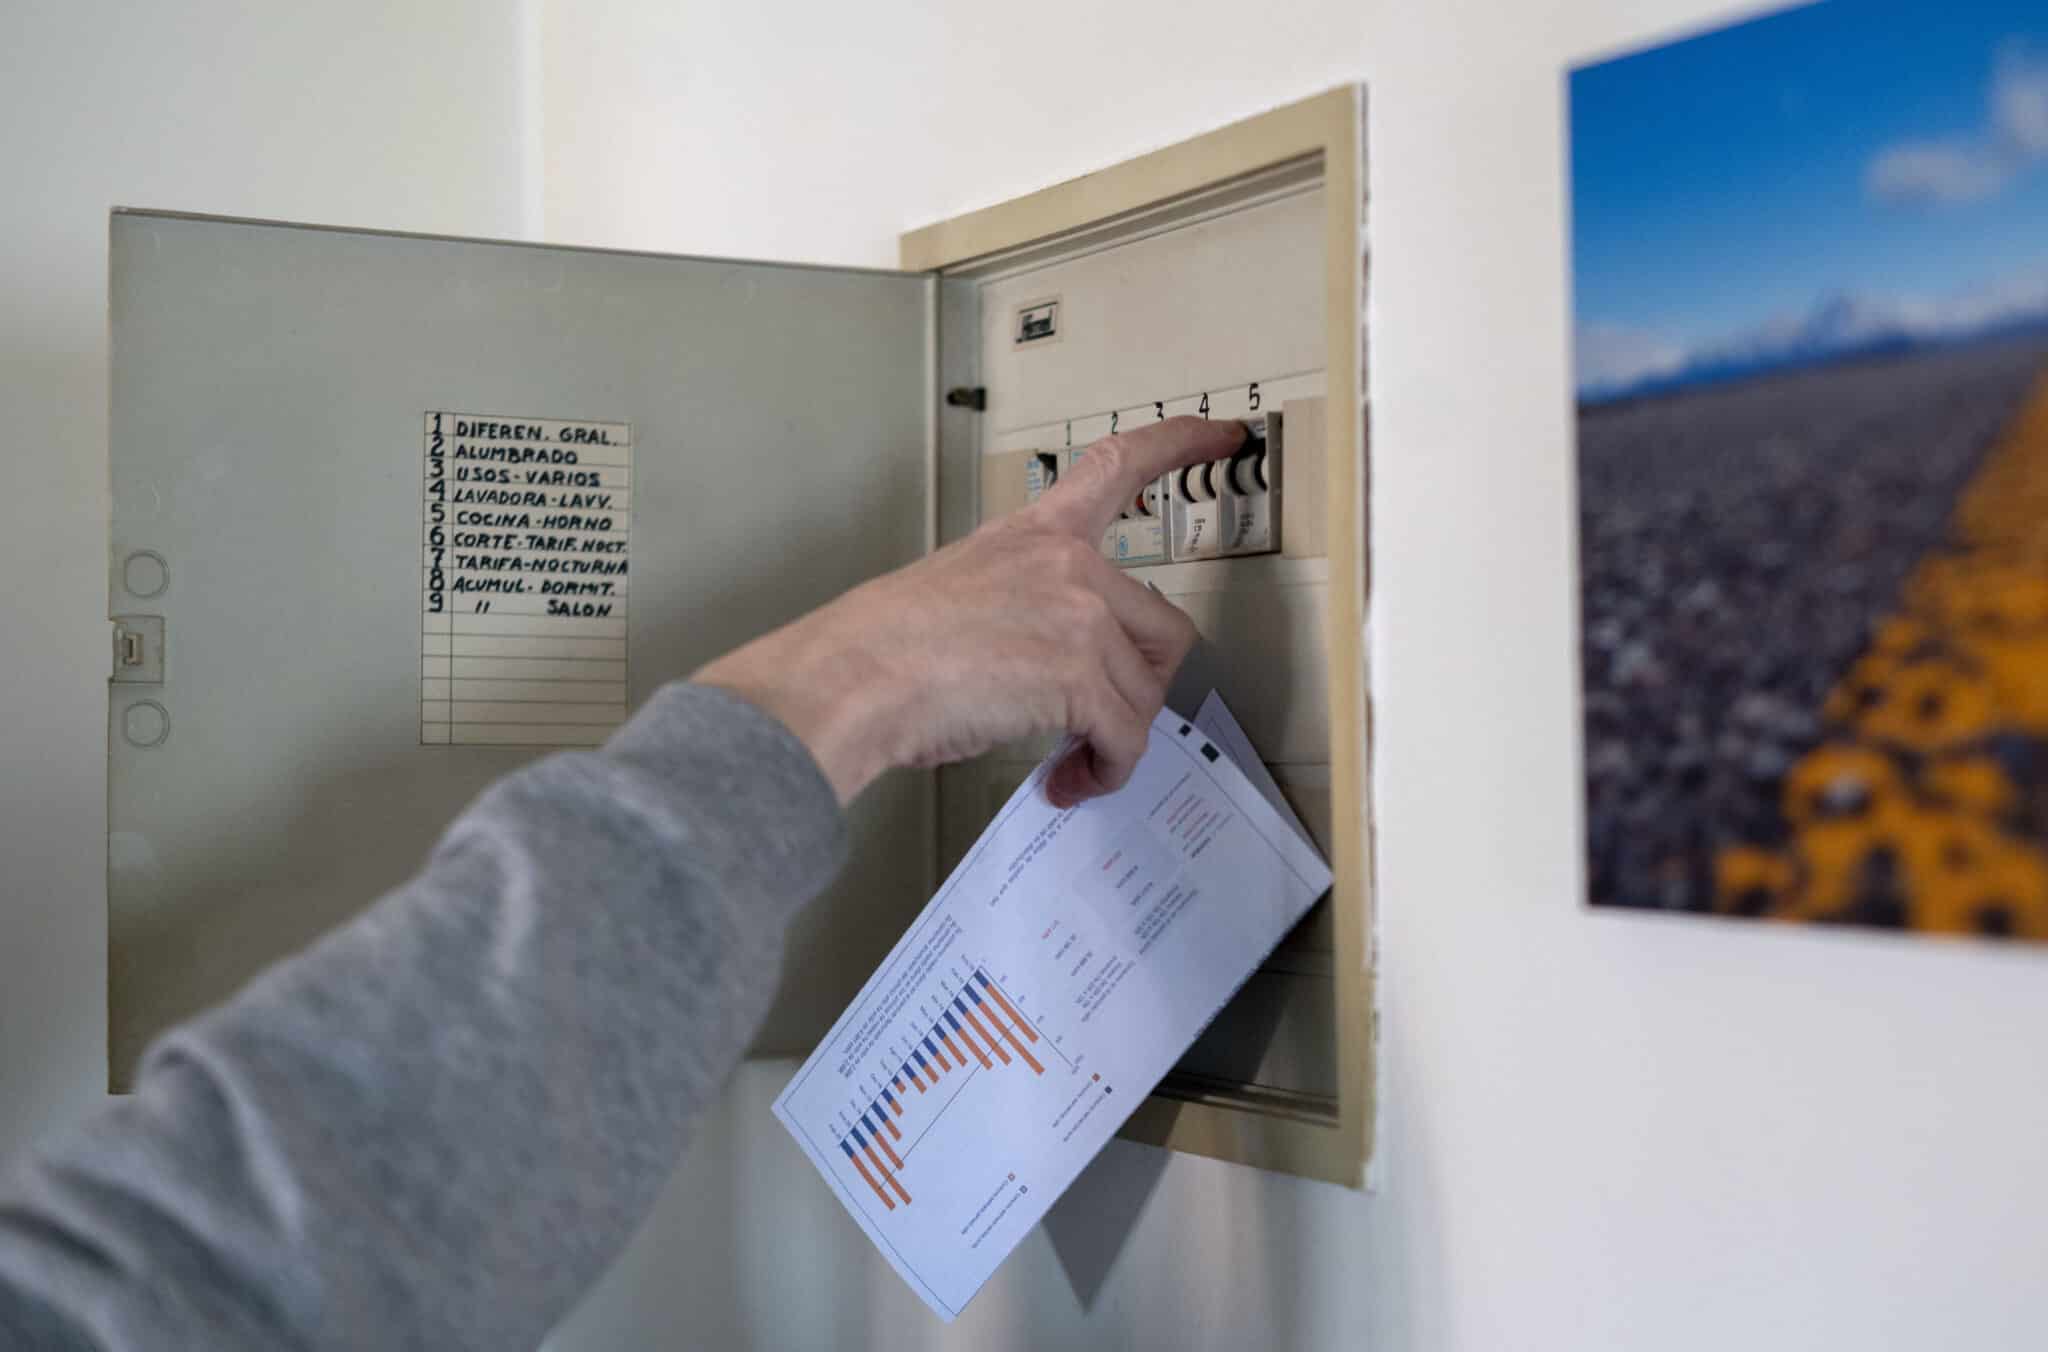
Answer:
[
  {"left": 993, "top": 413, "right": 1288, "bottom": 564},
  {"left": 106, "top": 87, "right": 1370, "bottom": 1186}
]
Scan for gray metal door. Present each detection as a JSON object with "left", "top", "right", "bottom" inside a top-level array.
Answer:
[{"left": 108, "top": 211, "right": 935, "bottom": 1086}]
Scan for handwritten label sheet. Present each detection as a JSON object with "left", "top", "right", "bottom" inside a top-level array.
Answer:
[
  {"left": 421, "top": 412, "right": 632, "bottom": 747},
  {"left": 773, "top": 700, "right": 1332, "bottom": 1319}
]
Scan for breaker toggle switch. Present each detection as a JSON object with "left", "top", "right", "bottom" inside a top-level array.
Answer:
[
  {"left": 1073, "top": 443, "right": 1167, "bottom": 565},
  {"left": 1170, "top": 457, "right": 1225, "bottom": 561},
  {"left": 1167, "top": 413, "right": 1282, "bottom": 562},
  {"left": 1223, "top": 414, "right": 1280, "bottom": 555},
  {"left": 1026, "top": 452, "right": 1060, "bottom": 501}
]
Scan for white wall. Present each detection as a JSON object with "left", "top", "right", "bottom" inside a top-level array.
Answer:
[
  {"left": 11, "top": 1, "right": 2048, "bottom": 1349},
  {"left": 543, "top": 1, "right": 2048, "bottom": 1349},
  {"left": 0, "top": 0, "right": 537, "bottom": 1152},
  {"left": 537, "top": 0, "right": 1370, "bottom": 268}
]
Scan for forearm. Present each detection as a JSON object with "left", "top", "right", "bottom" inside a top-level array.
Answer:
[
  {"left": 0, "top": 412, "right": 1233, "bottom": 1349},
  {"left": 0, "top": 684, "right": 845, "bottom": 1351}
]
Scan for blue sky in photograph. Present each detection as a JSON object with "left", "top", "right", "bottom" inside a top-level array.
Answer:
[{"left": 1570, "top": 0, "right": 2048, "bottom": 398}]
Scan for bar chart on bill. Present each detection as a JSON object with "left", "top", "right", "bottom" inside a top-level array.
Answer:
[
  {"left": 774, "top": 707, "right": 1332, "bottom": 1320},
  {"left": 836, "top": 966, "right": 1053, "bottom": 1212}
]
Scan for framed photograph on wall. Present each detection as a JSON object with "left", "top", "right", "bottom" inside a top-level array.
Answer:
[{"left": 1569, "top": 0, "right": 2048, "bottom": 938}]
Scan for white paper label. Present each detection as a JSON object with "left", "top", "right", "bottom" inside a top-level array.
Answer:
[{"left": 421, "top": 412, "right": 632, "bottom": 747}]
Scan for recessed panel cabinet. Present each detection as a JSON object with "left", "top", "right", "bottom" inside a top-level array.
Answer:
[{"left": 108, "top": 88, "right": 1373, "bottom": 1184}]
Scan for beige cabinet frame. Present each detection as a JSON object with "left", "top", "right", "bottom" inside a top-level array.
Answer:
[{"left": 906, "top": 87, "right": 1374, "bottom": 1186}]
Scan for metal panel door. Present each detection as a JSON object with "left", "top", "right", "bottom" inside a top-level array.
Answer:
[{"left": 108, "top": 211, "right": 933, "bottom": 1086}]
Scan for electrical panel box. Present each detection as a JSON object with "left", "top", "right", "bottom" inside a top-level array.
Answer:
[{"left": 106, "top": 88, "right": 1372, "bottom": 1185}]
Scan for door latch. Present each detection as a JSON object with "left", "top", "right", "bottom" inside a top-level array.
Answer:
[{"left": 111, "top": 616, "right": 164, "bottom": 684}]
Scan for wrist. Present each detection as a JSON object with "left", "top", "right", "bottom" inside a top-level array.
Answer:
[{"left": 694, "top": 627, "right": 903, "bottom": 805}]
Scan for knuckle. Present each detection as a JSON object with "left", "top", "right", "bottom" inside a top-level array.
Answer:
[
  {"left": 1061, "top": 601, "right": 1113, "bottom": 653},
  {"left": 1044, "top": 532, "right": 1096, "bottom": 578},
  {"left": 1091, "top": 611, "right": 1126, "bottom": 652},
  {"left": 1084, "top": 435, "right": 1127, "bottom": 482},
  {"left": 1100, "top": 732, "right": 1143, "bottom": 788},
  {"left": 988, "top": 507, "right": 1034, "bottom": 536},
  {"left": 1138, "top": 664, "right": 1170, "bottom": 710},
  {"left": 1121, "top": 704, "right": 1149, "bottom": 744},
  {"left": 1082, "top": 682, "right": 1129, "bottom": 733},
  {"left": 1072, "top": 587, "right": 1114, "bottom": 630}
]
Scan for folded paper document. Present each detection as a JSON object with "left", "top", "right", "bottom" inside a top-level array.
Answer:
[{"left": 773, "top": 696, "right": 1331, "bottom": 1319}]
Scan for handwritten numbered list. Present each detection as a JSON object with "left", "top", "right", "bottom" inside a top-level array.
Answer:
[{"left": 422, "top": 413, "right": 632, "bottom": 746}]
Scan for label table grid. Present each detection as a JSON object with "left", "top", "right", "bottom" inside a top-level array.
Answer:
[{"left": 422, "top": 411, "right": 633, "bottom": 747}]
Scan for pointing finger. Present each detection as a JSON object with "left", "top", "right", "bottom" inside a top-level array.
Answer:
[
  {"left": 1046, "top": 682, "right": 1151, "bottom": 808},
  {"left": 1033, "top": 416, "right": 1247, "bottom": 541}
]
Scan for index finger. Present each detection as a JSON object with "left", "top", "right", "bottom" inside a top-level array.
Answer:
[{"left": 1031, "top": 415, "right": 1248, "bottom": 540}]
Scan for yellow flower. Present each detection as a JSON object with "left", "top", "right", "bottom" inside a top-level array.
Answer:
[
  {"left": 1852, "top": 659, "right": 1995, "bottom": 753},
  {"left": 1780, "top": 744, "right": 1901, "bottom": 826},
  {"left": 1922, "top": 757, "right": 2020, "bottom": 817}
]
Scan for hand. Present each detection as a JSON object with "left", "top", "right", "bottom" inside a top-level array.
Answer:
[{"left": 695, "top": 416, "right": 1247, "bottom": 807}]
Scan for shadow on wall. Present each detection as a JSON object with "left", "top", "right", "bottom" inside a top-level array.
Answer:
[
  {"left": 548, "top": 1055, "right": 1389, "bottom": 1348},
  {"left": 1042, "top": 1137, "right": 1174, "bottom": 1308}
]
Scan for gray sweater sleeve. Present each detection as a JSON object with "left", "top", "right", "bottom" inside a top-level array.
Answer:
[{"left": 0, "top": 683, "right": 847, "bottom": 1351}]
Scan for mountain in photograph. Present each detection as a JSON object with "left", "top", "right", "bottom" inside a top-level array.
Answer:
[
  {"left": 1571, "top": 0, "right": 2048, "bottom": 406},
  {"left": 1578, "top": 273, "right": 2048, "bottom": 404}
]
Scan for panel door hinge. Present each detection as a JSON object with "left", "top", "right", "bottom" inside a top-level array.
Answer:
[
  {"left": 945, "top": 386, "right": 987, "bottom": 411},
  {"left": 111, "top": 616, "right": 164, "bottom": 684}
]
